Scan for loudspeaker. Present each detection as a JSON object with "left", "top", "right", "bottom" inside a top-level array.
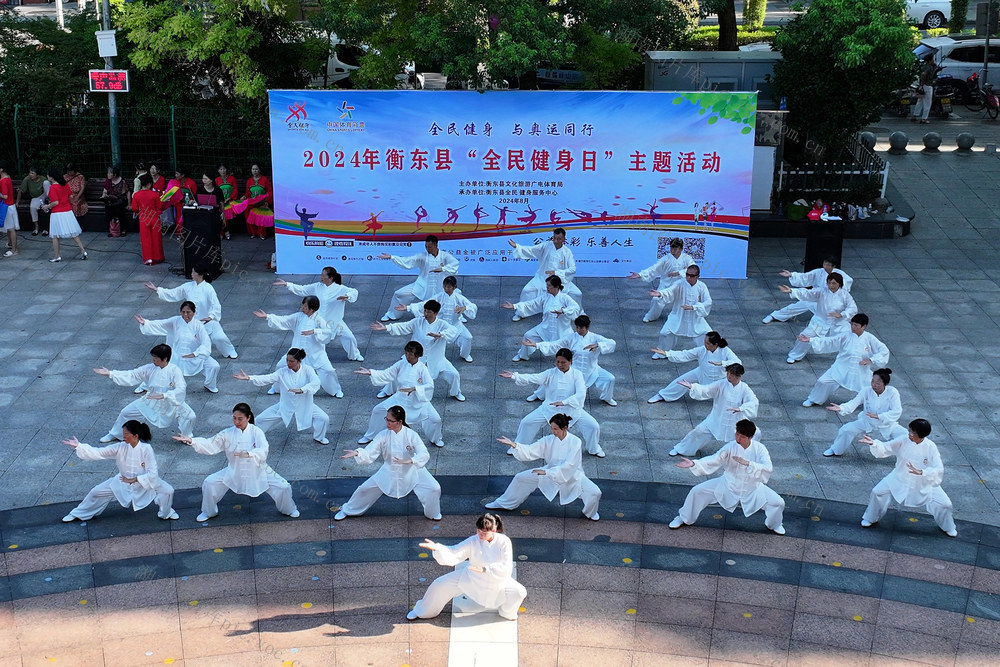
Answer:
[
  {"left": 803, "top": 221, "right": 844, "bottom": 271},
  {"left": 181, "top": 207, "right": 223, "bottom": 279}
]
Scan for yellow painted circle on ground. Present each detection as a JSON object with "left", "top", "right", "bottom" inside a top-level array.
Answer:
[
  {"left": 794, "top": 474, "right": 803, "bottom": 479},
  {"left": 79, "top": 600, "right": 87, "bottom": 605},
  {"left": 622, "top": 557, "right": 632, "bottom": 564},
  {"left": 832, "top": 562, "right": 842, "bottom": 567},
  {"left": 853, "top": 615, "right": 863, "bottom": 622},
  {"left": 626, "top": 608, "right": 637, "bottom": 615},
  {"left": 713, "top": 514, "right": 723, "bottom": 519},
  {"left": 418, "top": 553, "right": 428, "bottom": 558},
  {"left": 8, "top": 545, "right": 16, "bottom": 549},
  {"left": 518, "top": 607, "right": 527, "bottom": 613},
  {"left": 316, "top": 550, "right": 327, "bottom": 556},
  {"left": 47, "top": 659, "right": 56, "bottom": 663},
  {"left": 967, "top": 617, "right": 975, "bottom": 623},
  {"left": 518, "top": 555, "right": 528, "bottom": 561},
  {"left": 164, "top": 660, "right": 175, "bottom": 665},
  {"left": 615, "top": 512, "right": 624, "bottom": 517},
  {"left": 301, "top": 602, "right": 312, "bottom": 609},
  {"left": 213, "top": 548, "right": 224, "bottom": 553},
  {"left": 908, "top": 517, "right": 919, "bottom": 523},
  {"left": 233, "top": 504, "right": 242, "bottom": 510},
  {"left": 520, "top": 510, "right": 530, "bottom": 515},
  {"left": 811, "top": 516, "right": 821, "bottom": 522},
  {"left": 188, "top": 601, "right": 199, "bottom": 606}
]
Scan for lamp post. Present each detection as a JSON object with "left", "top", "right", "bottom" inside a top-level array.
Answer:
[{"left": 97, "top": 0, "right": 121, "bottom": 167}]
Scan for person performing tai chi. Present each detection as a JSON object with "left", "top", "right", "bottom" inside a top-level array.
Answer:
[
  {"left": 135, "top": 301, "right": 220, "bottom": 394},
  {"left": 233, "top": 348, "right": 331, "bottom": 445},
  {"left": 799, "top": 313, "right": 890, "bottom": 407},
  {"left": 507, "top": 227, "right": 583, "bottom": 314},
  {"left": 145, "top": 264, "right": 238, "bottom": 359},
  {"left": 859, "top": 418, "right": 957, "bottom": 537},
  {"left": 503, "top": 275, "right": 581, "bottom": 362},
  {"left": 336, "top": 405, "right": 442, "bottom": 521},
  {"left": 499, "top": 347, "right": 604, "bottom": 458},
  {"left": 94, "top": 344, "right": 197, "bottom": 443},
  {"left": 61, "top": 421, "right": 178, "bottom": 522},
  {"left": 779, "top": 272, "right": 857, "bottom": 364},
  {"left": 355, "top": 341, "right": 444, "bottom": 447},
  {"left": 649, "top": 331, "right": 740, "bottom": 404},
  {"left": 823, "top": 367, "right": 905, "bottom": 457},
  {"left": 627, "top": 237, "right": 695, "bottom": 323},
  {"left": 669, "top": 419, "right": 786, "bottom": 535},
  {"left": 486, "top": 413, "right": 603, "bottom": 520},
  {"left": 379, "top": 234, "right": 459, "bottom": 322},
  {"left": 408, "top": 513, "right": 527, "bottom": 621},
  {"left": 408, "top": 275, "right": 478, "bottom": 363},
  {"left": 173, "top": 403, "right": 299, "bottom": 522},
  {"left": 650, "top": 264, "right": 712, "bottom": 357},
  {"left": 524, "top": 314, "right": 617, "bottom": 406},
  {"left": 275, "top": 266, "right": 364, "bottom": 362},
  {"left": 670, "top": 363, "right": 758, "bottom": 457},
  {"left": 762, "top": 256, "right": 853, "bottom": 324}
]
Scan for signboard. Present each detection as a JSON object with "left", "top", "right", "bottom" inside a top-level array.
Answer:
[
  {"left": 267, "top": 90, "right": 755, "bottom": 278},
  {"left": 88, "top": 70, "right": 129, "bottom": 92}
]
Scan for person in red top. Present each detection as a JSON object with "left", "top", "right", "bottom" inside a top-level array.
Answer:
[
  {"left": 165, "top": 166, "right": 197, "bottom": 237},
  {"left": 215, "top": 162, "right": 238, "bottom": 240},
  {"left": 148, "top": 162, "right": 167, "bottom": 194},
  {"left": 41, "top": 168, "right": 87, "bottom": 262},
  {"left": 63, "top": 163, "right": 90, "bottom": 220},
  {"left": 132, "top": 173, "right": 165, "bottom": 265},
  {"left": 242, "top": 163, "right": 274, "bottom": 239},
  {"left": 0, "top": 160, "right": 18, "bottom": 257}
]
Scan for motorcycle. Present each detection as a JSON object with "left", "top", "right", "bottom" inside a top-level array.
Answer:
[{"left": 889, "top": 72, "right": 954, "bottom": 119}]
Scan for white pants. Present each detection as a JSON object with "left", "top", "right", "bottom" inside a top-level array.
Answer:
[
  {"left": 767, "top": 300, "right": 813, "bottom": 322},
  {"left": 653, "top": 368, "right": 701, "bottom": 402},
  {"left": 787, "top": 320, "right": 832, "bottom": 362},
  {"left": 68, "top": 478, "right": 175, "bottom": 520},
  {"left": 862, "top": 480, "right": 955, "bottom": 533},
  {"left": 830, "top": 420, "right": 907, "bottom": 456},
  {"left": 453, "top": 323, "right": 473, "bottom": 359},
  {"left": 492, "top": 470, "right": 602, "bottom": 518},
  {"left": 110, "top": 399, "right": 196, "bottom": 439},
  {"left": 202, "top": 357, "right": 221, "bottom": 391},
  {"left": 673, "top": 426, "right": 718, "bottom": 457},
  {"left": 383, "top": 282, "right": 422, "bottom": 320},
  {"left": 912, "top": 84, "right": 934, "bottom": 121},
  {"left": 363, "top": 400, "right": 442, "bottom": 443},
  {"left": 256, "top": 403, "right": 330, "bottom": 441},
  {"left": 333, "top": 323, "right": 363, "bottom": 361},
  {"left": 200, "top": 469, "right": 297, "bottom": 517},
  {"left": 806, "top": 373, "right": 846, "bottom": 406},
  {"left": 644, "top": 294, "right": 671, "bottom": 322},
  {"left": 435, "top": 360, "right": 462, "bottom": 397},
  {"left": 678, "top": 479, "right": 785, "bottom": 530},
  {"left": 519, "top": 280, "right": 583, "bottom": 311},
  {"left": 412, "top": 570, "right": 527, "bottom": 620},
  {"left": 204, "top": 320, "right": 237, "bottom": 358},
  {"left": 657, "top": 332, "right": 701, "bottom": 354},
  {"left": 340, "top": 472, "right": 441, "bottom": 519},
  {"left": 516, "top": 324, "right": 548, "bottom": 360},
  {"left": 516, "top": 408, "right": 601, "bottom": 455},
  {"left": 29, "top": 184, "right": 51, "bottom": 223}
]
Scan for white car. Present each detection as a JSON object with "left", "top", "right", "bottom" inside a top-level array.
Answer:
[
  {"left": 915, "top": 36, "right": 1000, "bottom": 88},
  {"left": 906, "top": 0, "right": 951, "bottom": 29}
]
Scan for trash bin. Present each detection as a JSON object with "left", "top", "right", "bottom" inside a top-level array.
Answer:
[{"left": 803, "top": 220, "right": 844, "bottom": 271}]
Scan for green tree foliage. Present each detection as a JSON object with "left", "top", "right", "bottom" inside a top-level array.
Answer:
[
  {"left": 772, "top": 0, "right": 917, "bottom": 159},
  {"left": 743, "top": 0, "right": 766, "bottom": 29},
  {"left": 948, "top": 0, "right": 969, "bottom": 32}
]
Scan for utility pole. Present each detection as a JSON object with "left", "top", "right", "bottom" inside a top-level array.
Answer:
[{"left": 100, "top": 0, "right": 121, "bottom": 167}]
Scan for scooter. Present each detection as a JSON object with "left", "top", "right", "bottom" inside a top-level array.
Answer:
[{"left": 890, "top": 76, "right": 954, "bottom": 119}]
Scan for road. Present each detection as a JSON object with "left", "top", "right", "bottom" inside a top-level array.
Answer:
[{"left": 702, "top": 0, "right": 982, "bottom": 27}]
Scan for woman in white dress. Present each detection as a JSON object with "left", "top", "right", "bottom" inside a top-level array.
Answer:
[
  {"left": 408, "top": 513, "right": 527, "bottom": 621},
  {"left": 173, "top": 402, "right": 299, "bottom": 522},
  {"left": 649, "top": 331, "right": 740, "bottom": 403},
  {"left": 40, "top": 168, "right": 87, "bottom": 262},
  {"left": 144, "top": 263, "right": 238, "bottom": 359},
  {"left": 135, "top": 300, "right": 220, "bottom": 393},
  {"left": 823, "top": 367, "right": 906, "bottom": 457}
]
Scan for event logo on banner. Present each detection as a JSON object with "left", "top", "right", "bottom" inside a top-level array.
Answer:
[{"left": 267, "top": 90, "right": 755, "bottom": 278}]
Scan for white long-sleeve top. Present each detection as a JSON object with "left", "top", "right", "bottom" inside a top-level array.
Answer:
[
  {"left": 688, "top": 439, "right": 776, "bottom": 516},
  {"left": 511, "top": 432, "right": 587, "bottom": 504},
  {"left": 190, "top": 424, "right": 271, "bottom": 497},
  {"left": 266, "top": 311, "right": 334, "bottom": 371},
  {"left": 155, "top": 280, "right": 224, "bottom": 323},
  {"left": 788, "top": 267, "right": 854, "bottom": 292},
  {"left": 666, "top": 344, "right": 742, "bottom": 385},
  {"left": 138, "top": 316, "right": 212, "bottom": 376},
  {"left": 389, "top": 250, "right": 459, "bottom": 300},
  {"left": 513, "top": 291, "right": 580, "bottom": 341},
  {"left": 74, "top": 440, "right": 167, "bottom": 510},
  {"left": 351, "top": 426, "right": 431, "bottom": 498},
  {"left": 247, "top": 364, "right": 321, "bottom": 430},
  {"left": 368, "top": 358, "right": 435, "bottom": 414},
  {"left": 512, "top": 240, "right": 577, "bottom": 286},
  {"left": 868, "top": 435, "right": 946, "bottom": 507},
  {"left": 810, "top": 331, "right": 890, "bottom": 393},
  {"left": 511, "top": 367, "right": 587, "bottom": 421},
  {"left": 790, "top": 286, "right": 857, "bottom": 335},
  {"left": 838, "top": 385, "right": 903, "bottom": 439},
  {"left": 430, "top": 532, "right": 516, "bottom": 608},
  {"left": 283, "top": 280, "right": 358, "bottom": 329},
  {"left": 688, "top": 379, "right": 759, "bottom": 441},
  {"left": 409, "top": 289, "right": 478, "bottom": 327},
  {"left": 637, "top": 252, "right": 695, "bottom": 292},
  {"left": 661, "top": 280, "right": 712, "bottom": 337},
  {"left": 385, "top": 316, "right": 458, "bottom": 377},
  {"left": 536, "top": 330, "right": 615, "bottom": 387},
  {"left": 108, "top": 363, "right": 188, "bottom": 428}
]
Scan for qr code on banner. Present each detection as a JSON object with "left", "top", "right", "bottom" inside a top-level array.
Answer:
[{"left": 656, "top": 236, "right": 706, "bottom": 260}]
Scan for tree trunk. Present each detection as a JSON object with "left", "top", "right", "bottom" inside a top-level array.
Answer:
[{"left": 718, "top": 0, "right": 738, "bottom": 51}]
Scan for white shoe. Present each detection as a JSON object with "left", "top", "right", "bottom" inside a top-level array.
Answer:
[
  {"left": 462, "top": 355, "right": 473, "bottom": 363},
  {"left": 78, "top": 252, "right": 88, "bottom": 260},
  {"left": 352, "top": 355, "right": 365, "bottom": 362},
  {"left": 62, "top": 514, "right": 77, "bottom": 523},
  {"left": 642, "top": 317, "right": 652, "bottom": 323},
  {"left": 162, "top": 510, "right": 180, "bottom": 520},
  {"left": 380, "top": 315, "right": 394, "bottom": 322},
  {"left": 603, "top": 398, "right": 618, "bottom": 406},
  {"left": 823, "top": 448, "right": 839, "bottom": 457},
  {"left": 588, "top": 512, "right": 600, "bottom": 521},
  {"left": 648, "top": 395, "right": 664, "bottom": 404},
  {"left": 786, "top": 357, "right": 797, "bottom": 364},
  {"left": 99, "top": 433, "right": 117, "bottom": 443},
  {"left": 511, "top": 315, "right": 522, "bottom": 322},
  {"left": 668, "top": 447, "right": 680, "bottom": 456},
  {"left": 526, "top": 395, "right": 541, "bottom": 402},
  {"left": 288, "top": 510, "right": 300, "bottom": 518},
  {"left": 429, "top": 514, "right": 442, "bottom": 521},
  {"left": 315, "top": 437, "right": 330, "bottom": 445},
  {"left": 433, "top": 440, "right": 445, "bottom": 448},
  {"left": 226, "top": 353, "right": 239, "bottom": 359},
  {"left": 49, "top": 257, "right": 62, "bottom": 263},
  {"left": 669, "top": 517, "right": 684, "bottom": 529},
  {"left": 196, "top": 513, "right": 212, "bottom": 522},
  {"left": 802, "top": 400, "right": 814, "bottom": 407},
  {"left": 334, "top": 510, "right": 348, "bottom": 521},
  {"left": 762, "top": 315, "right": 774, "bottom": 324},
  {"left": 134, "top": 386, "right": 146, "bottom": 394},
  {"left": 376, "top": 391, "right": 390, "bottom": 399},
  {"left": 945, "top": 528, "right": 957, "bottom": 537},
  {"left": 651, "top": 353, "right": 666, "bottom": 360},
  {"left": 267, "top": 387, "right": 278, "bottom": 395},
  {"left": 512, "top": 355, "right": 526, "bottom": 363},
  {"left": 406, "top": 610, "right": 419, "bottom": 621},
  {"left": 454, "top": 394, "right": 466, "bottom": 402},
  {"left": 334, "top": 391, "right": 344, "bottom": 399},
  {"left": 484, "top": 501, "right": 503, "bottom": 509},
  {"left": 357, "top": 437, "right": 372, "bottom": 445},
  {"left": 771, "top": 525, "right": 786, "bottom": 535},
  {"left": 592, "top": 447, "right": 606, "bottom": 458},
  {"left": 205, "top": 386, "right": 218, "bottom": 393},
  {"left": 506, "top": 449, "right": 514, "bottom": 455},
  {"left": 861, "top": 519, "right": 873, "bottom": 528}
]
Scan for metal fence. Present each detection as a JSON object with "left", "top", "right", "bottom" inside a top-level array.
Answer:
[{"left": 777, "top": 134, "right": 889, "bottom": 199}]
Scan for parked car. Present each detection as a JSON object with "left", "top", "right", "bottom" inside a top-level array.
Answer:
[
  {"left": 906, "top": 0, "right": 951, "bottom": 29},
  {"left": 914, "top": 36, "right": 1000, "bottom": 91}
]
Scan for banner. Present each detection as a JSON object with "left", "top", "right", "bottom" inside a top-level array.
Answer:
[{"left": 268, "top": 90, "right": 756, "bottom": 278}]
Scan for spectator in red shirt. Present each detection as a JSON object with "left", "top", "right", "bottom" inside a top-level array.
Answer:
[
  {"left": 132, "top": 173, "right": 164, "bottom": 265},
  {"left": 41, "top": 168, "right": 87, "bottom": 262}
]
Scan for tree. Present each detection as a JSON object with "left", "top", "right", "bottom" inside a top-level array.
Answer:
[
  {"left": 772, "top": 0, "right": 917, "bottom": 159},
  {"left": 948, "top": 0, "right": 969, "bottom": 33},
  {"left": 700, "top": 0, "right": 738, "bottom": 50},
  {"left": 743, "top": 0, "right": 766, "bottom": 29}
]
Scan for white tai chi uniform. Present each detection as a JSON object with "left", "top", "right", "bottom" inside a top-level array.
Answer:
[
  {"left": 65, "top": 441, "right": 176, "bottom": 520},
  {"left": 766, "top": 268, "right": 854, "bottom": 322},
  {"left": 510, "top": 367, "right": 602, "bottom": 457},
  {"left": 362, "top": 359, "right": 443, "bottom": 445},
  {"left": 511, "top": 291, "right": 581, "bottom": 361},
  {"left": 282, "top": 280, "right": 363, "bottom": 361},
  {"left": 673, "top": 379, "right": 759, "bottom": 457},
  {"left": 490, "top": 432, "right": 602, "bottom": 519},
  {"left": 411, "top": 532, "right": 527, "bottom": 620},
  {"left": 652, "top": 344, "right": 741, "bottom": 402},
  {"left": 265, "top": 311, "right": 342, "bottom": 396},
  {"left": 410, "top": 289, "right": 478, "bottom": 361},
  {"left": 155, "top": 280, "right": 238, "bottom": 358},
  {"left": 655, "top": 280, "right": 712, "bottom": 354},
  {"left": 862, "top": 435, "right": 956, "bottom": 534},
  {"left": 381, "top": 249, "right": 459, "bottom": 321},
  {"left": 827, "top": 385, "right": 906, "bottom": 456},
  {"left": 511, "top": 240, "right": 583, "bottom": 308},
  {"left": 675, "top": 439, "right": 785, "bottom": 530},
  {"left": 534, "top": 331, "right": 616, "bottom": 403},
  {"left": 190, "top": 424, "right": 297, "bottom": 518},
  {"left": 340, "top": 425, "right": 441, "bottom": 519},
  {"left": 106, "top": 363, "right": 197, "bottom": 439},
  {"left": 249, "top": 363, "right": 330, "bottom": 441},
  {"left": 785, "top": 287, "right": 858, "bottom": 362},
  {"left": 805, "top": 331, "right": 890, "bottom": 406},
  {"left": 139, "top": 316, "right": 220, "bottom": 391},
  {"left": 636, "top": 251, "right": 694, "bottom": 322},
  {"left": 384, "top": 316, "right": 461, "bottom": 398}
]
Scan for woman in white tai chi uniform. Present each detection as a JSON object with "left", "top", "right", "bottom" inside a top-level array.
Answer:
[
  {"left": 61, "top": 420, "right": 178, "bottom": 522},
  {"left": 135, "top": 301, "right": 220, "bottom": 393},
  {"left": 762, "top": 256, "right": 853, "bottom": 324},
  {"left": 233, "top": 347, "right": 331, "bottom": 445},
  {"left": 526, "top": 314, "right": 617, "bottom": 406},
  {"left": 336, "top": 405, "right": 442, "bottom": 521},
  {"left": 627, "top": 237, "right": 694, "bottom": 323},
  {"left": 274, "top": 266, "right": 364, "bottom": 362},
  {"left": 649, "top": 331, "right": 740, "bottom": 404},
  {"left": 486, "top": 413, "right": 602, "bottom": 520},
  {"left": 650, "top": 264, "right": 711, "bottom": 356},
  {"left": 670, "top": 363, "right": 758, "bottom": 457},
  {"left": 145, "top": 263, "right": 238, "bottom": 359},
  {"left": 503, "top": 274, "right": 581, "bottom": 362},
  {"left": 799, "top": 313, "right": 890, "bottom": 407},
  {"left": 408, "top": 513, "right": 527, "bottom": 621},
  {"left": 409, "top": 275, "right": 478, "bottom": 363},
  {"left": 508, "top": 227, "right": 583, "bottom": 310},
  {"left": 174, "top": 403, "right": 299, "bottom": 522},
  {"left": 95, "top": 344, "right": 197, "bottom": 443},
  {"left": 379, "top": 234, "right": 459, "bottom": 321},
  {"left": 823, "top": 367, "right": 905, "bottom": 457},
  {"left": 780, "top": 272, "right": 857, "bottom": 364},
  {"left": 859, "top": 418, "right": 957, "bottom": 537}
]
